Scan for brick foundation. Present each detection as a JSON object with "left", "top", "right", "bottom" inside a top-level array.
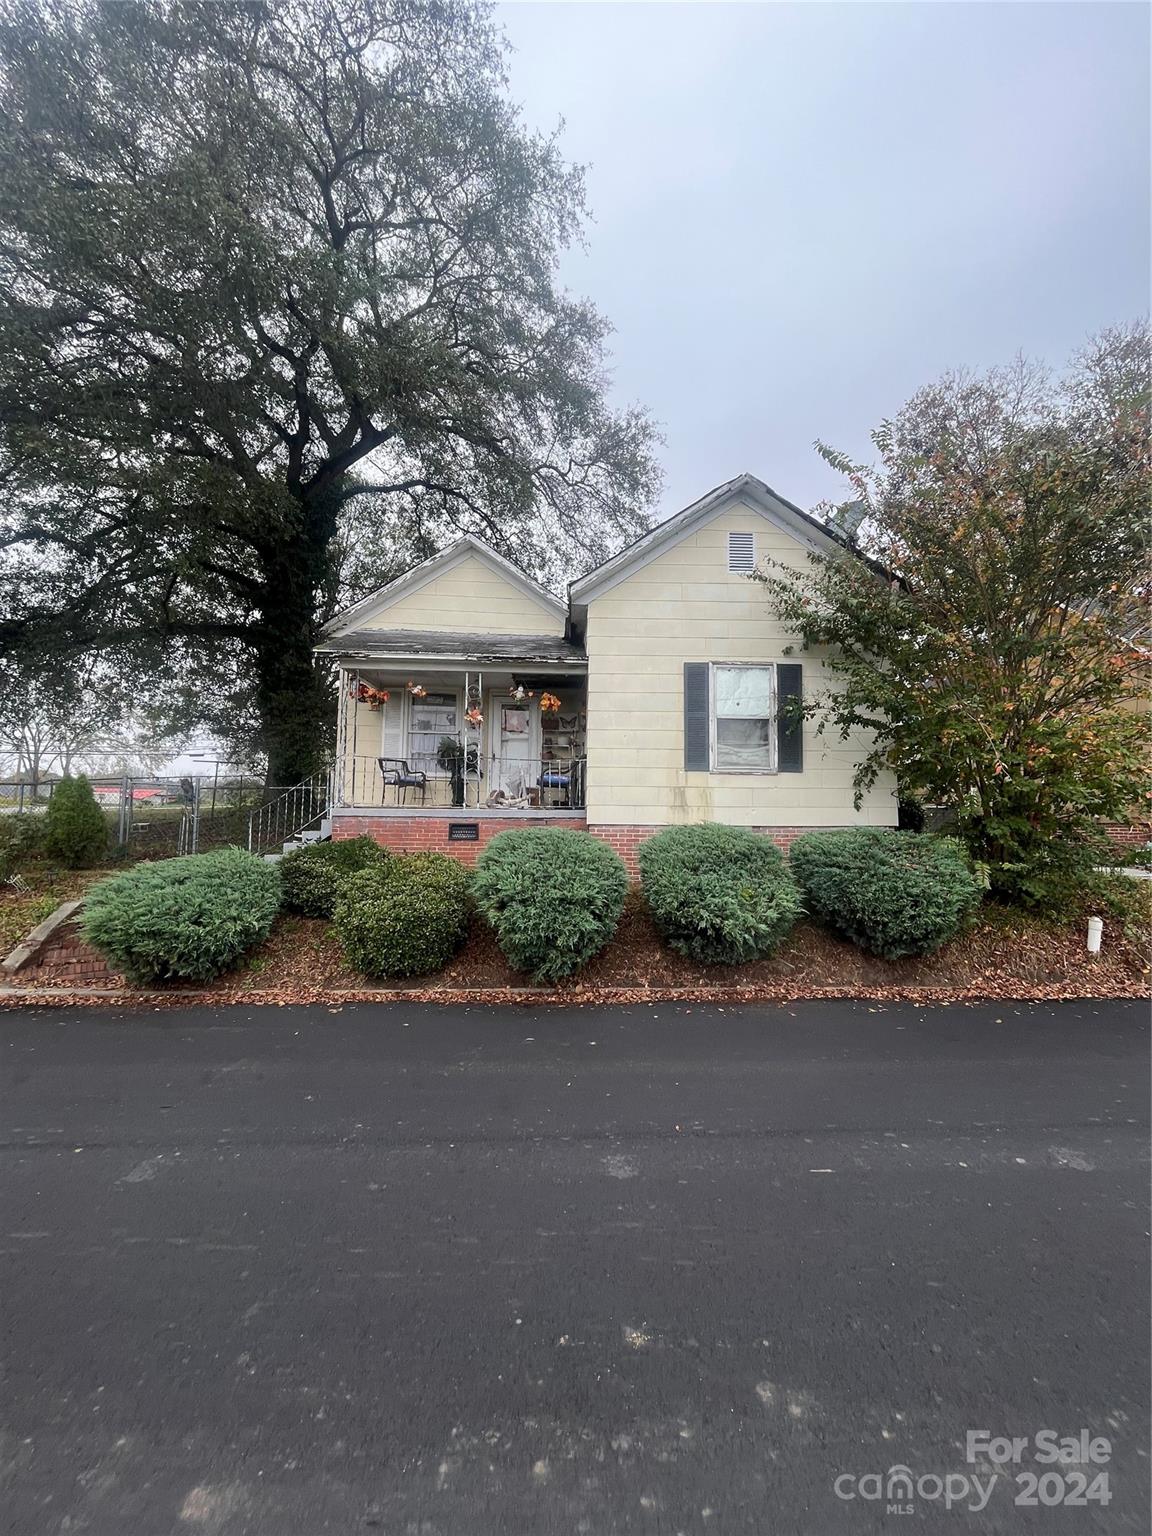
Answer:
[
  {"left": 585, "top": 824, "right": 853, "bottom": 876},
  {"left": 335, "top": 814, "right": 855, "bottom": 876},
  {"left": 332, "top": 813, "right": 588, "bottom": 866}
]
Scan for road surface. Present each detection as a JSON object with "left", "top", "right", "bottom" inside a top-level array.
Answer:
[{"left": 2, "top": 999, "right": 1148, "bottom": 1533}]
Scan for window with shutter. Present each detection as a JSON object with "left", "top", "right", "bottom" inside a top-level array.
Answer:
[
  {"left": 711, "top": 664, "right": 776, "bottom": 771},
  {"left": 727, "top": 531, "right": 755, "bottom": 573}
]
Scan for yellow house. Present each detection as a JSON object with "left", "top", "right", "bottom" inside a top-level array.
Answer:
[{"left": 318, "top": 473, "right": 897, "bottom": 869}]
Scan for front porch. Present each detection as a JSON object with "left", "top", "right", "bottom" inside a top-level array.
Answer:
[{"left": 332, "top": 658, "right": 588, "bottom": 815}]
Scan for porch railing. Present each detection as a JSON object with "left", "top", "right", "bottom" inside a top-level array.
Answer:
[
  {"left": 246, "top": 769, "right": 331, "bottom": 855},
  {"left": 336, "top": 753, "right": 586, "bottom": 811}
]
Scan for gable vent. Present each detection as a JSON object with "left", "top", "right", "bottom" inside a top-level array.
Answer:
[{"left": 727, "top": 531, "right": 756, "bottom": 573}]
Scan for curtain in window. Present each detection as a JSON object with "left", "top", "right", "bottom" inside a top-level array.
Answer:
[
  {"left": 408, "top": 692, "right": 458, "bottom": 769},
  {"left": 714, "top": 666, "right": 774, "bottom": 770}
]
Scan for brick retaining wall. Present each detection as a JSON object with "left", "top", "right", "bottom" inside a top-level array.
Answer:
[{"left": 21, "top": 920, "right": 119, "bottom": 985}]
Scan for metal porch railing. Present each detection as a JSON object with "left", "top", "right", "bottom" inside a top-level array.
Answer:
[
  {"left": 336, "top": 752, "right": 587, "bottom": 811},
  {"left": 246, "top": 769, "right": 332, "bottom": 855}
]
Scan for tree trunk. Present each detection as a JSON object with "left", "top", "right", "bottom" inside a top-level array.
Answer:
[{"left": 254, "top": 551, "right": 332, "bottom": 788}]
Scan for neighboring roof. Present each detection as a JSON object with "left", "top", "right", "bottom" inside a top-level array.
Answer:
[
  {"left": 315, "top": 628, "right": 587, "bottom": 665},
  {"left": 569, "top": 472, "right": 865, "bottom": 608},
  {"left": 322, "top": 534, "right": 566, "bottom": 638}
]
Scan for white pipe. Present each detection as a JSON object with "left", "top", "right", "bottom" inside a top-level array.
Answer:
[{"left": 1087, "top": 916, "right": 1103, "bottom": 955}]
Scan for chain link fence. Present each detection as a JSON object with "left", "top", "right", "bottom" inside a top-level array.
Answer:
[{"left": 0, "top": 775, "right": 276, "bottom": 860}]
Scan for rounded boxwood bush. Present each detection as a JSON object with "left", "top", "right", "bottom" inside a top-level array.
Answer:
[
  {"left": 279, "top": 835, "right": 389, "bottom": 917},
  {"left": 790, "top": 828, "right": 982, "bottom": 959},
  {"left": 472, "top": 828, "right": 628, "bottom": 983},
  {"left": 81, "top": 847, "right": 282, "bottom": 985},
  {"left": 638, "top": 823, "right": 802, "bottom": 965},
  {"left": 44, "top": 774, "right": 108, "bottom": 868},
  {"left": 334, "top": 853, "right": 471, "bottom": 978}
]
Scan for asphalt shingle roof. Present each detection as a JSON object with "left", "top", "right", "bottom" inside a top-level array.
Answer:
[{"left": 316, "top": 628, "right": 586, "bottom": 663}]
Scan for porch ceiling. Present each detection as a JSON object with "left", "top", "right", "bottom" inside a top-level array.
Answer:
[{"left": 317, "top": 627, "right": 586, "bottom": 666}]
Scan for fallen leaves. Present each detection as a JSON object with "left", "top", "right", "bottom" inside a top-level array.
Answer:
[{"left": 4, "top": 895, "right": 1147, "bottom": 1011}]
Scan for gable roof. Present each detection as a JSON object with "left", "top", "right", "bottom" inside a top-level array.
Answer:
[
  {"left": 322, "top": 533, "right": 566, "bottom": 639},
  {"left": 569, "top": 473, "right": 861, "bottom": 610}
]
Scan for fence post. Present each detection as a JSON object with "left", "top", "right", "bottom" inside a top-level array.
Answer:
[{"left": 117, "top": 775, "right": 131, "bottom": 847}]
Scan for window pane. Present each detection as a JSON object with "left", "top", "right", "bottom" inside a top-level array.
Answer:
[
  {"left": 409, "top": 692, "right": 457, "bottom": 767},
  {"left": 715, "top": 717, "right": 773, "bottom": 770},
  {"left": 715, "top": 666, "right": 773, "bottom": 717}
]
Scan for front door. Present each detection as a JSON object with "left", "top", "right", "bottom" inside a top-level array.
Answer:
[{"left": 491, "top": 698, "right": 538, "bottom": 799}]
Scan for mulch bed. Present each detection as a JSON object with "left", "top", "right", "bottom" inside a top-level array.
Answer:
[{"left": 5, "top": 890, "right": 1147, "bottom": 1007}]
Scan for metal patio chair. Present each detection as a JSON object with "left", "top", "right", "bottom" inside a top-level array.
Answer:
[{"left": 377, "top": 757, "right": 428, "bottom": 806}]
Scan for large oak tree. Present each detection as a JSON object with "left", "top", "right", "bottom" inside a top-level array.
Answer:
[{"left": 0, "top": 0, "right": 660, "bottom": 781}]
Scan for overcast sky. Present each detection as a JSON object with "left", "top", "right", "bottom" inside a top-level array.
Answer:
[{"left": 497, "top": 0, "right": 1150, "bottom": 519}]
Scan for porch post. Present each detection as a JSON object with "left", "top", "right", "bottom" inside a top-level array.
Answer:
[{"left": 333, "top": 666, "right": 349, "bottom": 807}]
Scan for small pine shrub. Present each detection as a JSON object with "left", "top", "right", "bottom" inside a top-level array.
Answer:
[
  {"left": 279, "top": 835, "right": 389, "bottom": 917},
  {"left": 82, "top": 847, "right": 282, "bottom": 984},
  {"left": 43, "top": 774, "right": 108, "bottom": 868},
  {"left": 472, "top": 828, "right": 628, "bottom": 983},
  {"left": 790, "top": 828, "right": 981, "bottom": 959},
  {"left": 638, "top": 823, "right": 801, "bottom": 965},
  {"left": 334, "top": 853, "right": 471, "bottom": 978}
]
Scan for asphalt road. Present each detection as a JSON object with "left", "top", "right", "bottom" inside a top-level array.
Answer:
[{"left": 2, "top": 999, "right": 1148, "bottom": 1535}]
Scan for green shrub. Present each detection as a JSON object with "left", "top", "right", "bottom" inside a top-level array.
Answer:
[
  {"left": 82, "top": 847, "right": 282, "bottom": 984},
  {"left": 638, "top": 823, "right": 802, "bottom": 965},
  {"left": 790, "top": 828, "right": 981, "bottom": 959},
  {"left": 0, "top": 813, "right": 48, "bottom": 880},
  {"left": 279, "top": 835, "right": 389, "bottom": 917},
  {"left": 472, "top": 828, "right": 628, "bottom": 983},
  {"left": 43, "top": 774, "right": 108, "bottom": 868},
  {"left": 334, "top": 853, "right": 471, "bottom": 978},
  {"left": 989, "top": 834, "right": 1106, "bottom": 916}
]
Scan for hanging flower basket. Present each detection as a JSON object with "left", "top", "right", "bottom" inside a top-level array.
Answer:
[
  {"left": 407, "top": 681, "right": 427, "bottom": 699},
  {"left": 539, "top": 691, "right": 563, "bottom": 716},
  {"left": 351, "top": 682, "right": 389, "bottom": 712}
]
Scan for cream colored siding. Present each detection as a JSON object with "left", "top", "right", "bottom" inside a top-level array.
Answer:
[
  {"left": 584, "top": 501, "right": 897, "bottom": 827},
  {"left": 358, "top": 551, "right": 564, "bottom": 635}
]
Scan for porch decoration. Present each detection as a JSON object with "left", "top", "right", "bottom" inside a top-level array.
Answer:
[
  {"left": 508, "top": 684, "right": 535, "bottom": 703},
  {"left": 539, "top": 691, "right": 563, "bottom": 716},
  {"left": 437, "top": 734, "right": 480, "bottom": 808},
  {"left": 465, "top": 704, "right": 484, "bottom": 727},
  {"left": 406, "top": 681, "right": 427, "bottom": 698},
  {"left": 351, "top": 681, "right": 389, "bottom": 711}
]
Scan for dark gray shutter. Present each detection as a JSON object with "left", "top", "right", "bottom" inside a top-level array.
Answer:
[
  {"left": 683, "top": 663, "right": 710, "bottom": 771},
  {"left": 776, "top": 663, "right": 803, "bottom": 773}
]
